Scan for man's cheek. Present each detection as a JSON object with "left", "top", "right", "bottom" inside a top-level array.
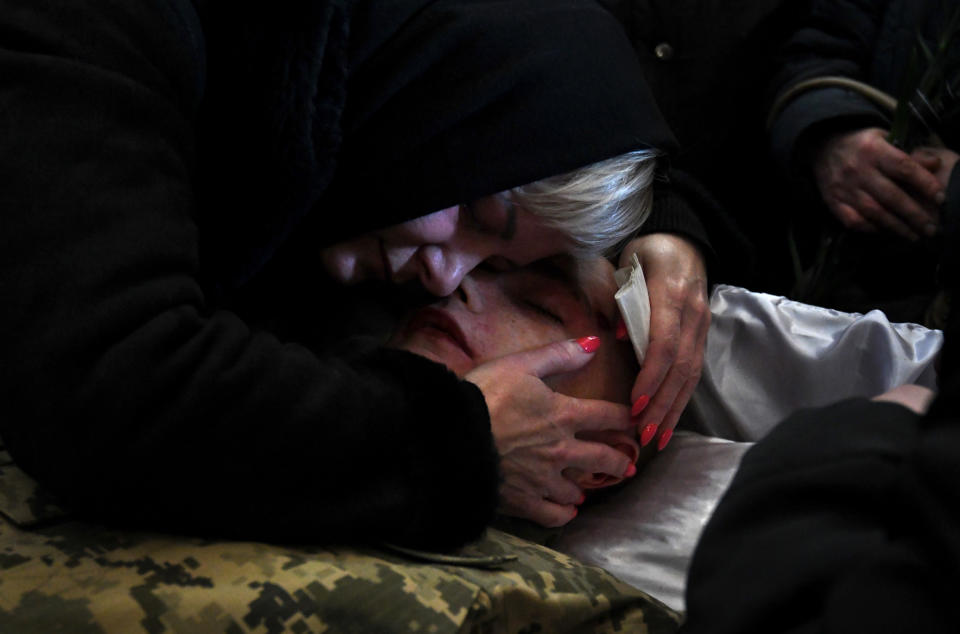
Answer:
[
  {"left": 475, "top": 316, "right": 560, "bottom": 361},
  {"left": 544, "top": 370, "right": 592, "bottom": 399}
]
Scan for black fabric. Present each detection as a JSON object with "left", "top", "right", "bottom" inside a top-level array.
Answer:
[
  {"left": 600, "top": 0, "right": 810, "bottom": 289},
  {"left": 191, "top": 0, "right": 353, "bottom": 291},
  {"left": 681, "top": 395, "right": 960, "bottom": 634},
  {"left": 197, "top": 0, "right": 678, "bottom": 291},
  {"left": 319, "top": 0, "right": 677, "bottom": 241}
]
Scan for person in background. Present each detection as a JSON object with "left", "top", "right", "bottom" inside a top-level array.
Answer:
[{"left": 766, "top": 0, "right": 959, "bottom": 323}]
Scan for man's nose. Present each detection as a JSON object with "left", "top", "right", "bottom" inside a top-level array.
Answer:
[
  {"left": 417, "top": 245, "right": 482, "bottom": 297},
  {"left": 456, "top": 274, "right": 486, "bottom": 313}
]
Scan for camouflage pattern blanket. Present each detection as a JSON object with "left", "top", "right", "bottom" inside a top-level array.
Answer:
[{"left": 0, "top": 446, "right": 680, "bottom": 633}]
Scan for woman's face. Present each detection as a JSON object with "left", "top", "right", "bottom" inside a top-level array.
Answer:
[
  {"left": 320, "top": 194, "right": 571, "bottom": 297},
  {"left": 389, "top": 258, "right": 637, "bottom": 404}
]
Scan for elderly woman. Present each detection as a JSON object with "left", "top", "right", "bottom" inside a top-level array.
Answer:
[{"left": 0, "top": 0, "right": 708, "bottom": 549}]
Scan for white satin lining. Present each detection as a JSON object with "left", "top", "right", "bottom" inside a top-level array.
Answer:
[{"left": 552, "top": 284, "right": 943, "bottom": 612}]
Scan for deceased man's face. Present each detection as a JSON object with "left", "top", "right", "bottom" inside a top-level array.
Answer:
[
  {"left": 390, "top": 257, "right": 636, "bottom": 404},
  {"left": 390, "top": 257, "right": 643, "bottom": 489}
]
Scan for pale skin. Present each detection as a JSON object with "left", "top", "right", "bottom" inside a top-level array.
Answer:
[
  {"left": 619, "top": 233, "right": 709, "bottom": 451},
  {"left": 812, "top": 127, "right": 957, "bottom": 240},
  {"left": 389, "top": 259, "right": 641, "bottom": 527},
  {"left": 322, "top": 193, "right": 710, "bottom": 511}
]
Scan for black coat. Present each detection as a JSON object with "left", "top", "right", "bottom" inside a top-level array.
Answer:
[
  {"left": 681, "top": 390, "right": 960, "bottom": 633},
  {"left": 601, "top": 0, "right": 811, "bottom": 288},
  {"left": 769, "top": 0, "right": 960, "bottom": 174},
  {"left": 0, "top": 0, "right": 498, "bottom": 549}
]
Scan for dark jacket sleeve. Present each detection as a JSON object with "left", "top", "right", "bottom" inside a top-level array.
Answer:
[
  {"left": 767, "top": 0, "right": 892, "bottom": 175},
  {"left": 681, "top": 395, "right": 960, "bottom": 634},
  {"left": 0, "top": 0, "right": 498, "bottom": 549}
]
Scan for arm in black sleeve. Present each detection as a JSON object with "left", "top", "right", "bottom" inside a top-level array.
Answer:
[
  {"left": 0, "top": 0, "right": 498, "bottom": 549},
  {"left": 768, "top": 0, "right": 893, "bottom": 175},
  {"left": 682, "top": 396, "right": 960, "bottom": 634}
]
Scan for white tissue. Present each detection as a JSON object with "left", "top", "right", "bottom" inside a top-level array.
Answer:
[{"left": 614, "top": 254, "right": 650, "bottom": 365}]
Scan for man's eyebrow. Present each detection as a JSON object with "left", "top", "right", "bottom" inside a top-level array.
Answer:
[{"left": 528, "top": 257, "right": 594, "bottom": 313}]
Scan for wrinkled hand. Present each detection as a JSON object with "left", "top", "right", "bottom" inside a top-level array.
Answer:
[
  {"left": 911, "top": 146, "right": 960, "bottom": 191},
  {"left": 813, "top": 127, "right": 944, "bottom": 239},
  {"left": 619, "top": 234, "right": 709, "bottom": 452},
  {"left": 871, "top": 384, "right": 936, "bottom": 416},
  {"left": 465, "top": 338, "right": 635, "bottom": 527}
]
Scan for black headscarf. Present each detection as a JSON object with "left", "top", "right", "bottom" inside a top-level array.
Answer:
[
  {"left": 320, "top": 0, "right": 677, "bottom": 241},
  {"left": 196, "top": 0, "right": 676, "bottom": 288}
]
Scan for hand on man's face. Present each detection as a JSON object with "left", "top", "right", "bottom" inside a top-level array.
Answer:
[
  {"left": 812, "top": 127, "right": 946, "bottom": 240},
  {"left": 390, "top": 259, "right": 643, "bottom": 527}
]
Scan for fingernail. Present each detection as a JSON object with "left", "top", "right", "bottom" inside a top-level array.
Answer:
[
  {"left": 936, "top": 191, "right": 946, "bottom": 205},
  {"left": 578, "top": 492, "right": 587, "bottom": 505},
  {"left": 640, "top": 423, "right": 659, "bottom": 447},
  {"left": 576, "top": 336, "right": 601, "bottom": 353},
  {"left": 615, "top": 319, "right": 629, "bottom": 341},
  {"left": 623, "top": 463, "right": 637, "bottom": 478},
  {"left": 631, "top": 394, "right": 650, "bottom": 417},
  {"left": 657, "top": 429, "right": 673, "bottom": 452}
]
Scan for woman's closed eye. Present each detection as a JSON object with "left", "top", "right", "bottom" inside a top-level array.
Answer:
[{"left": 462, "top": 195, "right": 516, "bottom": 240}]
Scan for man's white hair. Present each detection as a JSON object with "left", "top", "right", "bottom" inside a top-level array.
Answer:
[{"left": 511, "top": 149, "right": 660, "bottom": 258}]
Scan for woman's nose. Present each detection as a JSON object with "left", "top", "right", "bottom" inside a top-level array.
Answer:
[{"left": 417, "top": 245, "right": 481, "bottom": 297}]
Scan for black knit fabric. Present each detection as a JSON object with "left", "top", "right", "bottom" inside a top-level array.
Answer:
[
  {"left": 319, "top": 0, "right": 678, "bottom": 245},
  {"left": 196, "top": 0, "right": 678, "bottom": 290}
]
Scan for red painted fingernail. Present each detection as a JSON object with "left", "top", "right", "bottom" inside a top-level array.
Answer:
[
  {"left": 615, "top": 319, "right": 629, "bottom": 340},
  {"left": 657, "top": 429, "right": 673, "bottom": 452},
  {"left": 570, "top": 507, "right": 579, "bottom": 519},
  {"left": 631, "top": 394, "right": 650, "bottom": 417},
  {"left": 640, "top": 423, "right": 659, "bottom": 447},
  {"left": 576, "top": 336, "right": 601, "bottom": 353},
  {"left": 578, "top": 493, "right": 587, "bottom": 505},
  {"left": 623, "top": 463, "right": 637, "bottom": 478}
]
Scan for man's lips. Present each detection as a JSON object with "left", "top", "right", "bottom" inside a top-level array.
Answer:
[{"left": 403, "top": 307, "right": 475, "bottom": 358}]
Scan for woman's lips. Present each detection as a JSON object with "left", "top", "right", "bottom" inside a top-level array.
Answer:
[{"left": 403, "top": 307, "right": 475, "bottom": 358}]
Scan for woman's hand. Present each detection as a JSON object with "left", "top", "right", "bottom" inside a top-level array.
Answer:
[
  {"left": 465, "top": 337, "right": 636, "bottom": 527},
  {"left": 619, "top": 234, "right": 709, "bottom": 452}
]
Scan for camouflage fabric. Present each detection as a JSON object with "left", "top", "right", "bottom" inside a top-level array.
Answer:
[{"left": 0, "top": 447, "right": 680, "bottom": 633}]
